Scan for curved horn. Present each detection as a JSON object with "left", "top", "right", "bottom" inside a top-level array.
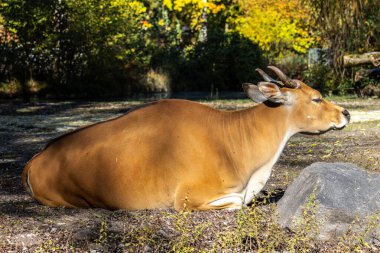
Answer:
[
  {"left": 267, "top": 66, "right": 299, "bottom": 88},
  {"left": 255, "top": 68, "right": 284, "bottom": 86}
]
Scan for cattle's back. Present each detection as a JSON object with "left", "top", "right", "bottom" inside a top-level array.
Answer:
[{"left": 24, "top": 99, "right": 229, "bottom": 209}]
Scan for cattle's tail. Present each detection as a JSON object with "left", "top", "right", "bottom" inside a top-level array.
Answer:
[{"left": 21, "top": 158, "right": 36, "bottom": 197}]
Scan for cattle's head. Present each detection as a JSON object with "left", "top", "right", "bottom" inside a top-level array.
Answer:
[{"left": 243, "top": 66, "right": 350, "bottom": 134}]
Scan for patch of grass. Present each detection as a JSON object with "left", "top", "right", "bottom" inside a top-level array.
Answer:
[
  {"left": 346, "top": 120, "right": 380, "bottom": 131},
  {"left": 169, "top": 209, "right": 210, "bottom": 253},
  {"left": 123, "top": 221, "right": 165, "bottom": 252},
  {"left": 121, "top": 211, "right": 173, "bottom": 252},
  {"left": 95, "top": 220, "right": 109, "bottom": 245},
  {"left": 326, "top": 94, "right": 360, "bottom": 102},
  {"left": 211, "top": 193, "right": 319, "bottom": 252},
  {"left": 336, "top": 212, "right": 380, "bottom": 252},
  {"left": 287, "top": 190, "right": 319, "bottom": 252},
  {"left": 35, "top": 239, "right": 62, "bottom": 253},
  {"left": 167, "top": 194, "right": 378, "bottom": 252},
  {"left": 200, "top": 99, "right": 253, "bottom": 111}
]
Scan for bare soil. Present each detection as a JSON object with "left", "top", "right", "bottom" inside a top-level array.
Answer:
[{"left": 0, "top": 98, "right": 379, "bottom": 252}]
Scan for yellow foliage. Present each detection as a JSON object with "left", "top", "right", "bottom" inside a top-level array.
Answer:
[
  {"left": 163, "top": 0, "right": 173, "bottom": 10},
  {"left": 167, "top": 0, "right": 225, "bottom": 14},
  {"left": 126, "top": 1, "right": 147, "bottom": 15},
  {"left": 157, "top": 19, "right": 165, "bottom": 26},
  {"left": 236, "top": 0, "right": 318, "bottom": 55},
  {"left": 163, "top": 0, "right": 225, "bottom": 31},
  {"left": 207, "top": 2, "right": 225, "bottom": 14},
  {"left": 142, "top": 20, "right": 152, "bottom": 29}
]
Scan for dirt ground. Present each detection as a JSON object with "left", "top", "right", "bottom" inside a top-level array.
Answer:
[{"left": 0, "top": 98, "right": 379, "bottom": 252}]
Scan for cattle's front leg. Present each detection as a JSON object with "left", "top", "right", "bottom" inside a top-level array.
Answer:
[
  {"left": 174, "top": 184, "right": 244, "bottom": 211},
  {"left": 242, "top": 165, "right": 273, "bottom": 204},
  {"left": 241, "top": 179, "right": 266, "bottom": 205}
]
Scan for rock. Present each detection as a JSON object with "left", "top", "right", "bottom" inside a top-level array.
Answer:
[{"left": 277, "top": 162, "right": 380, "bottom": 241}]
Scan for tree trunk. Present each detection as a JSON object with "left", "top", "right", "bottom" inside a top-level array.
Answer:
[{"left": 343, "top": 52, "right": 380, "bottom": 67}]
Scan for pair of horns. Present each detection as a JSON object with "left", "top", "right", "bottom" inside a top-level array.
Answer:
[{"left": 256, "top": 66, "right": 299, "bottom": 88}]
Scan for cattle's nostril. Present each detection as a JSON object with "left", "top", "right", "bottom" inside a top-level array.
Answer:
[{"left": 342, "top": 109, "right": 350, "bottom": 122}]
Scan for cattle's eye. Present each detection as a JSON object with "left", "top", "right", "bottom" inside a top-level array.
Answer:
[{"left": 312, "top": 98, "right": 323, "bottom": 103}]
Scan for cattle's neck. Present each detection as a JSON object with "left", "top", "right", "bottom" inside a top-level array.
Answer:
[{"left": 219, "top": 103, "right": 296, "bottom": 183}]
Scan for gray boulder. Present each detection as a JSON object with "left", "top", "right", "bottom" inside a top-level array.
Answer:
[{"left": 277, "top": 162, "right": 380, "bottom": 241}]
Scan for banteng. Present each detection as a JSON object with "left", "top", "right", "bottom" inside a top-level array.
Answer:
[{"left": 22, "top": 66, "right": 350, "bottom": 210}]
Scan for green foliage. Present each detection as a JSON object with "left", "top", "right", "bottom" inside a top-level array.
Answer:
[
  {"left": 0, "top": 0, "right": 378, "bottom": 97},
  {"left": 304, "top": 63, "right": 334, "bottom": 95},
  {"left": 306, "top": 0, "right": 380, "bottom": 79},
  {"left": 305, "top": 65, "right": 373, "bottom": 96},
  {"left": 0, "top": 0, "right": 56, "bottom": 98},
  {"left": 0, "top": 0, "right": 148, "bottom": 97},
  {"left": 276, "top": 53, "right": 308, "bottom": 79},
  {"left": 1, "top": 0, "right": 254, "bottom": 97},
  {"left": 174, "top": 31, "right": 267, "bottom": 92},
  {"left": 337, "top": 78, "right": 356, "bottom": 96},
  {"left": 60, "top": 0, "right": 147, "bottom": 95}
]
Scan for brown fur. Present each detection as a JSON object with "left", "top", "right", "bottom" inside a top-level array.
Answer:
[{"left": 22, "top": 82, "right": 349, "bottom": 210}]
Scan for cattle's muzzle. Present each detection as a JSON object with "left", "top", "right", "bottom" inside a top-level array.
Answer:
[{"left": 342, "top": 109, "right": 350, "bottom": 123}]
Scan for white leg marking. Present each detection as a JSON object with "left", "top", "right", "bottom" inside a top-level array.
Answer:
[
  {"left": 208, "top": 193, "right": 244, "bottom": 209},
  {"left": 27, "top": 169, "right": 35, "bottom": 196}
]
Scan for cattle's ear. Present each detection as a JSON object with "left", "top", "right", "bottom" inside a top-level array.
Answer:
[
  {"left": 242, "top": 83, "right": 268, "bottom": 103},
  {"left": 257, "top": 82, "right": 288, "bottom": 104},
  {"left": 243, "top": 82, "right": 288, "bottom": 104}
]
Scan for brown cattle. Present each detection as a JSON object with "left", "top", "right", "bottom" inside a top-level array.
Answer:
[{"left": 21, "top": 66, "right": 350, "bottom": 210}]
